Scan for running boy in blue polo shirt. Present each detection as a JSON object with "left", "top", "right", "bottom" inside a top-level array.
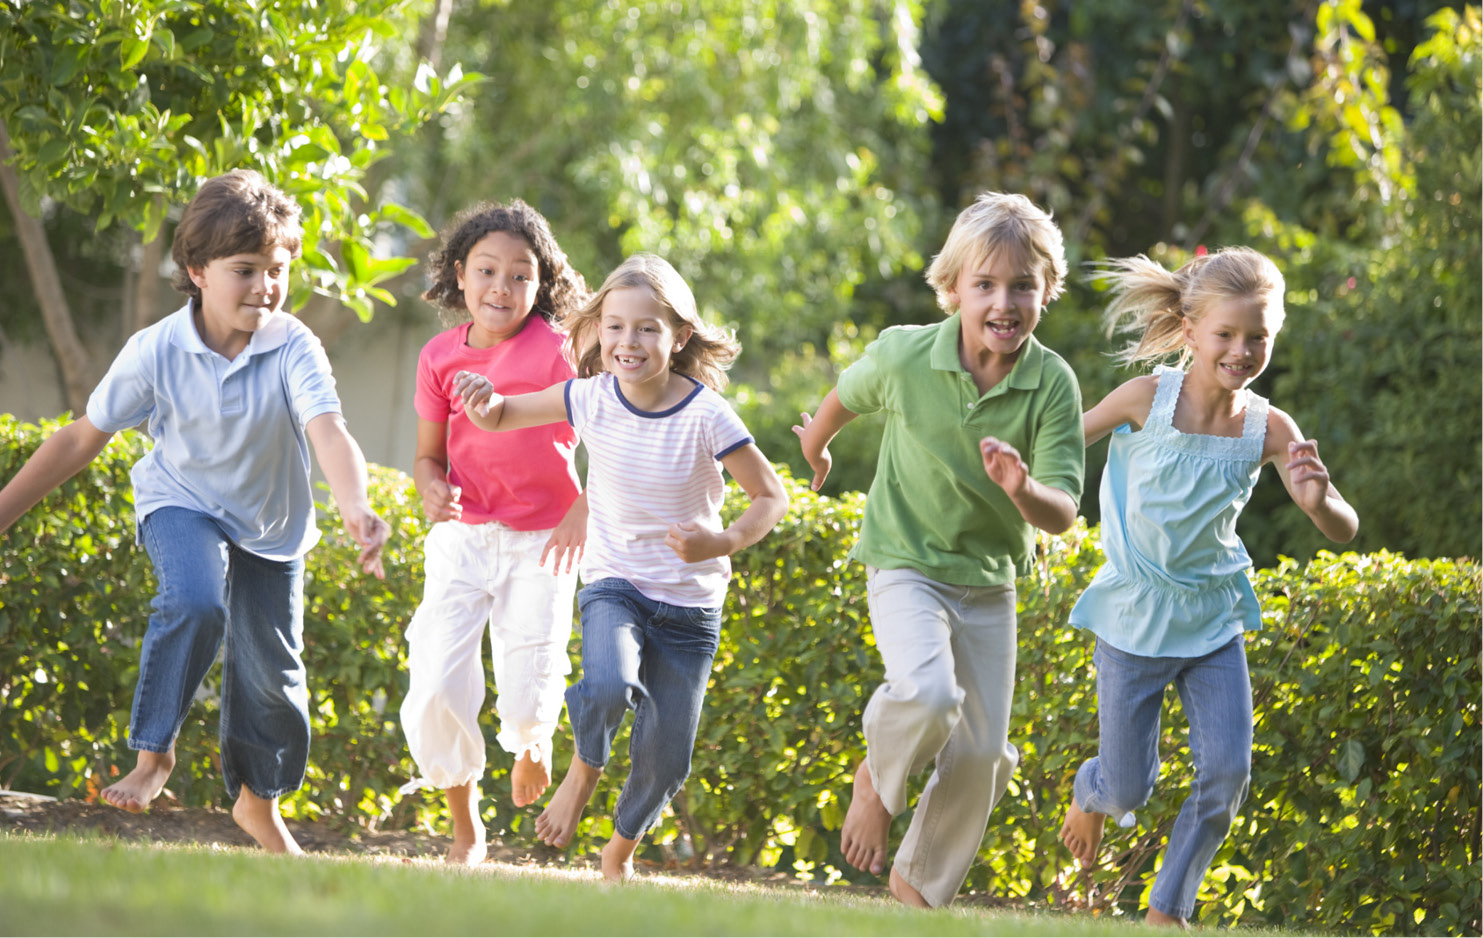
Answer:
[
  {"left": 0, "top": 169, "right": 389, "bottom": 854},
  {"left": 794, "top": 192, "right": 1084, "bottom": 908}
]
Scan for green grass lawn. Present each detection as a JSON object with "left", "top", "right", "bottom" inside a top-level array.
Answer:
[
  {"left": 4, "top": 831, "right": 1312, "bottom": 936},
  {"left": 2, "top": 832, "right": 1172, "bottom": 937}
]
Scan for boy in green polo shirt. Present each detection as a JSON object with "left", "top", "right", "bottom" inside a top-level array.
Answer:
[{"left": 793, "top": 192, "right": 1084, "bottom": 908}]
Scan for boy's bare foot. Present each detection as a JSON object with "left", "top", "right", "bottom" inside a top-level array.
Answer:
[
  {"left": 511, "top": 752, "right": 551, "bottom": 808},
  {"left": 1059, "top": 798, "right": 1107, "bottom": 867},
  {"left": 231, "top": 787, "right": 304, "bottom": 855},
  {"left": 840, "top": 759, "right": 891, "bottom": 875},
  {"left": 888, "top": 867, "right": 931, "bottom": 908},
  {"left": 1146, "top": 907, "right": 1189, "bottom": 929},
  {"left": 100, "top": 749, "right": 176, "bottom": 813},
  {"left": 445, "top": 782, "right": 487, "bottom": 866},
  {"left": 600, "top": 835, "right": 639, "bottom": 883},
  {"left": 534, "top": 759, "right": 601, "bottom": 847}
]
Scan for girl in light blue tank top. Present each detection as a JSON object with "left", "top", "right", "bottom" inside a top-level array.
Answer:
[{"left": 1058, "top": 247, "right": 1359, "bottom": 927}]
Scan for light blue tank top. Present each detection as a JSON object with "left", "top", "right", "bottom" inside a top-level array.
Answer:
[{"left": 1070, "top": 367, "right": 1269, "bottom": 658}]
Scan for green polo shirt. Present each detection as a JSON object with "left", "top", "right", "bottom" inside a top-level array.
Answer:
[{"left": 836, "top": 314, "right": 1084, "bottom": 587}]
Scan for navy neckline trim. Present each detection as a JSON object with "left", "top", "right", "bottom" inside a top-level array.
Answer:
[{"left": 613, "top": 374, "right": 704, "bottom": 418}]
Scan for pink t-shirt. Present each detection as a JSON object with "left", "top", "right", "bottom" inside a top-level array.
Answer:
[{"left": 414, "top": 317, "right": 579, "bottom": 530}]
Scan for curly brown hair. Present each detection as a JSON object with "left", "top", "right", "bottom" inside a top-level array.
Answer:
[{"left": 422, "top": 200, "right": 588, "bottom": 326}]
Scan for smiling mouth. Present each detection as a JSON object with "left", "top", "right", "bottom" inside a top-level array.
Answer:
[{"left": 987, "top": 319, "right": 1019, "bottom": 337}]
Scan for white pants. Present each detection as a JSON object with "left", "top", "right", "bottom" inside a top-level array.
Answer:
[
  {"left": 863, "top": 566, "right": 1019, "bottom": 908},
  {"left": 400, "top": 521, "right": 577, "bottom": 791}
]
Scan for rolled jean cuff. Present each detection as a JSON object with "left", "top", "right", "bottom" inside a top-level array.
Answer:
[{"left": 1074, "top": 759, "right": 1138, "bottom": 829}]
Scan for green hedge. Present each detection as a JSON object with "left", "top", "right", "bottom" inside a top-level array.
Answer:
[{"left": 2, "top": 414, "right": 1477, "bottom": 935}]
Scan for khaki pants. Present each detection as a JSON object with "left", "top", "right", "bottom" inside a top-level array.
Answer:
[{"left": 863, "top": 566, "right": 1019, "bottom": 908}]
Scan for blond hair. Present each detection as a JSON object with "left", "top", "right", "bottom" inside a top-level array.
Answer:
[
  {"left": 565, "top": 254, "right": 740, "bottom": 392},
  {"left": 925, "top": 191, "right": 1068, "bottom": 311},
  {"left": 1096, "top": 246, "right": 1287, "bottom": 369}
]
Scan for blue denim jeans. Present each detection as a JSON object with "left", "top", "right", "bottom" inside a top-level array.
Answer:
[
  {"left": 567, "top": 578, "right": 721, "bottom": 841},
  {"left": 1073, "top": 636, "right": 1252, "bottom": 921},
  {"left": 135, "top": 507, "right": 309, "bottom": 800}
]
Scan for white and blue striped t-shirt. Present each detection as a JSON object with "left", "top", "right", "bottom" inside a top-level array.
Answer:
[{"left": 564, "top": 372, "right": 753, "bottom": 608}]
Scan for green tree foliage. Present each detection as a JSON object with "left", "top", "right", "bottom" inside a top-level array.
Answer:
[
  {"left": 1241, "top": 5, "right": 1481, "bottom": 563},
  {"left": 0, "top": 0, "right": 480, "bottom": 316},
  {"left": 387, "top": 0, "right": 945, "bottom": 495},
  {"left": 0, "top": 0, "right": 480, "bottom": 417},
  {"left": 4, "top": 417, "right": 1477, "bottom": 934}
]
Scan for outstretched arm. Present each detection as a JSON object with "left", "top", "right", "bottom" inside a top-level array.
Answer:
[
  {"left": 0, "top": 416, "right": 115, "bottom": 534},
  {"left": 452, "top": 372, "right": 568, "bottom": 432},
  {"left": 1267, "top": 408, "right": 1358, "bottom": 543},
  {"left": 791, "top": 388, "right": 858, "bottom": 492},
  {"left": 980, "top": 437, "right": 1078, "bottom": 534},
  {"left": 665, "top": 444, "right": 789, "bottom": 563},
  {"left": 306, "top": 413, "right": 391, "bottom": 578},
  {"left": 1083, "top": 374, "right": 1158, "bottom": 446}
]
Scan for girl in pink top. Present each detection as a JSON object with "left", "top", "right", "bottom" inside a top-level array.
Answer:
[{"left": 400, "top": 201, "right": 589, "bottom": 865}]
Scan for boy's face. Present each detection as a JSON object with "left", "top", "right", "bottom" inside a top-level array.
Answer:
[
  {"left": 948, "top": 247, "right": 1047, "bottom": 365},
  {"left": 188, "top": 246, "right": 292, "bottom": 354}
]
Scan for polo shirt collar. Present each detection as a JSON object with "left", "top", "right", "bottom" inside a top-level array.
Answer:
[
  {"left": 928, "top": 311, "right": 1046, "bottom": 390},
  {"left": 165, "top": 300, "right": 291, "bottom": 358}
]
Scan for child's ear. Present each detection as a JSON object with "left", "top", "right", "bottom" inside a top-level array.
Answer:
[
  {"left": 454, "top": 260, "right": 465, "bottom": 292},
  {"left": 674, "top": 325, "right": 694, "bottom": 352},
  {"left": 1181, "top": 315, "right": 1197, "bottom": 346},
  {"left": 187, "top": 266, "right": 207, "bottom": 290}
]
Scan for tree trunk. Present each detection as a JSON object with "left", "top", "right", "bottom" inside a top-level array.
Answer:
[
  {"left": 0, "top": 120, "right": 96, "bottom": 414},
  {"left": 131, "top": 210, "right": 168, "bottom": 335}
]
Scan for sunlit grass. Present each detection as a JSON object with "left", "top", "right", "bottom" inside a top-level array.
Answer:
[{"left": 2, "top": 832, "right": 1306, "bottom": 936}]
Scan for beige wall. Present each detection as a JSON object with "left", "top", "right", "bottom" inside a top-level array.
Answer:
[{"left": 0, "top": 316, "right": 430, "bottom": 477}]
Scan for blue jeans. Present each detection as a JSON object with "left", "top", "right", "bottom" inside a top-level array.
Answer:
[
  {"left": 567, "top": 578, "right": 721, "bottom": 841},
  {"left": 135, "top": 507, "right": 309, "bottom": 800},
  {"left": 1073, "top": 636, "right": 1252, "bottom": 921}
]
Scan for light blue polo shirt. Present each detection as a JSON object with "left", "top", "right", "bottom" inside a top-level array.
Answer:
[
  {"left": 837, "top": 313, "right": 1084, "bottom": 588},
  {"left": 86, "top": 302, "right": 343, "bottom": 560}
]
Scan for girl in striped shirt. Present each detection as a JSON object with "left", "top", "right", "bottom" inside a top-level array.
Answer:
[{"left": 454, "top": 253, "right": 788, "bottom": 881}]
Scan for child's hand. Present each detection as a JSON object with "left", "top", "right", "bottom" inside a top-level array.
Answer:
[
  {"left": 792, "top": 411, "right": 833, "bottom": 491},
  {"left": 1285, "top": 439, "right": 1332, "bottom": 512},
  {"left": 541, "top": 512, "right": 586, "bottom": 575},
  {"left": 343, "top": 507, "right": 391, "bottom": 579},
  {"left": 980, "top": 436, "right": 1028, "bottom": 496},
  {"left": 453, "top": 370, "right": 499, "bottom": 418},
  {"left": 665, "top": 521, "right": 726, "bottom": 563},
  {"left": 421, "top": 480, "right": 463, "bottom": 523}
]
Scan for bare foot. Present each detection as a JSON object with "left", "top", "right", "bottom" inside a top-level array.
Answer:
[
  {"left": 445, "top": 782, "right": 487, "bottom": 866},
  {"left": 534, "top": 759, "right": 601, "bottom": 847},
  {"left": 100, "top": 749, "right": 176, "bottom": 813},
  {"left": 600, "top": 835, "right": 639, "bottom": 883},
  {"left": 511, "top": 752, "right": 551, "bottom": 808},
  {"left": 840, "top": 759, "right": 891, "bottom": 876},
  {"left": 888, "top": 867, "right": 931, "bottom": 908},
  {"left": 1146, "top": 907, "right": 1189, "bottom": 929},
  {"left": 231, "top": 787, "right": 303, "bottom": 855},
  {"left": 1059, "top": 797, "right": 1107, "bottom": 867}
]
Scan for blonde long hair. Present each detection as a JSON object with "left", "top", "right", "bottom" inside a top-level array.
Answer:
[
  {"left": 565, "top": 254, "right": 740, "bottom": 392},
  {"left": 1096, "top": 246, "right": 1286, "bottom": 369}
]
